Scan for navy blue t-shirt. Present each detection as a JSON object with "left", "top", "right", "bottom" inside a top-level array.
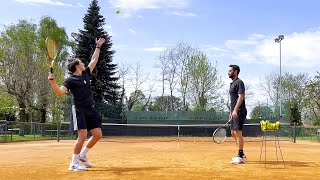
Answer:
[
  {"left": 229, "top": 78, "right": 246, "bottom": 112},
  {"left": 63, "top": 67, "right": 94, "bottom": 107}
]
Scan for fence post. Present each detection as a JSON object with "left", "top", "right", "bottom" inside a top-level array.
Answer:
[
  {"left": 10, "top": 122, "right": 13, "bottom": 142},
  {"left": 293, "top": 123, "right": 296, "bottom": 143},
  {"left": 33, "top": 122, "right": 35, "bottom": 140},
  {"left": 57, "top": 121, "right": 60, "bottom": 142}
]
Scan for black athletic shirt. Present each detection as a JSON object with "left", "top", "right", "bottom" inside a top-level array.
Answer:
[
  {"left": 63, "top": 67, "right": 94, "bottom": 107},
  {"left": 229, "top": 78, "right": 246, "bottom": 112}
]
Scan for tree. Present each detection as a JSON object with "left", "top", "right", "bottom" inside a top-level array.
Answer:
[
  {"left": 261, "top": 71, "right": 278, "bottom": 110},
  {"left": 127, "top": 90, "right": 146, "bottom": 111},
  {"left": 154, "top": 50, "right": 170, "bottom": 111},
  {"left": 0, "top": 85, "right": 17, "bottom": 121},
  {"left": 125, "top": 62, "right": 152, "bottom": 111},
  {"left": 155, "top": 42, "right": 196, "bottom": 111},
  {"left": 0, "top": 18, "right": 70, "bottom": 136},
  {"left": 250, "top": 103, "right": 273, "bottom": 120},
  {"left": 302, "top": 72, "right": 320, "bottom": 125},
  {"left": 175, "top": 42, "right": 196, "bottom": 111},
  {"left": 187, "top": 52, "right": 224, "bottom": 111},
  {"left": 118, "top": 62, "right": 130, "bottom": 117},
  {"left": 150, "top": 96, "right": 182, "bottom": 111},
  {"left": 0, "top": 20, "right": 38, "bottom": 128},
  {"left": 76, "top": 0, "right": 120, "bottom": 109},
  {"left": 34, "top": 16, "right": 69, "bottom": 123},
  {"left": 261, "top": 71, "right": 308, "bottom": 122},
  {"left": 290, "top": 100, "right": 301, "bottom": 125}
]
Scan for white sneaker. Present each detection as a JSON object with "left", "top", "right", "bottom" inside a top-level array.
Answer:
[
  {"left": 79, "top": 155, "right": 92, "bottom": 167},
  {"left": 232, "top": 155, "right": 247, "bottom": 162},
  {"left": 231, "top": 155, "right": 247, "bottom": 164},
  {"left": 241, "top": 155, "right": 247, "bottom": 162},
  {"left": 68, "top": 162, "right": 87, "bottom": 171},
  {"left": 231, "top": 157, "right": 242, "bottom": 164}
]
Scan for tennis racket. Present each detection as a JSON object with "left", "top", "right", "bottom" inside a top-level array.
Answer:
[
  {"left": 45, "top": 37, "right": 57, "bottom": 80},
  {"left": 212, "top": 119, "right": 231, "bottom": 144}
]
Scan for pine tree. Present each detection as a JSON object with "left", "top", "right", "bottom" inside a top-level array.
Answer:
[{"left": 76, "top": 0, "right": 120, "bottom": 107}]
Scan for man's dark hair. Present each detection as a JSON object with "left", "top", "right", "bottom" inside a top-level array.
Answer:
[
  {"left": 229, "top": 64, "right": 240, "bottom": 74},
  {"left": 68, "top": 58, "right": 80, "bottom": 73}
]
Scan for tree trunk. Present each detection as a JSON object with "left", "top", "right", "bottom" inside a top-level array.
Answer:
[
  {"left": 40, "top": 109, "right": 46, "bottom": 136},
  {"left": 18, "top": 103, "right": 26, "bottom": 136}
]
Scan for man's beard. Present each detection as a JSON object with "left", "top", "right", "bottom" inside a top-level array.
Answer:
[{"left": 229, "top": 73, "right": 234, "bottom": 79}]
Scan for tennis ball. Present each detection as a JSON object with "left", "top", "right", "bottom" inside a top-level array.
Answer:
[
  {"left": 267, "top": 122, "right": 273, "bottom": 130},
  {"left": 275, "top": 121, "right": 280, "bottom": 129},
  {"left": 116, "top": 9, "right": 120, "bottom": 14},
  {"left": 260, "top": 121, "right": 267, "bottom": 131}
]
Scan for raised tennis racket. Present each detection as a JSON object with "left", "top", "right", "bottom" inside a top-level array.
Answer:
[
  {"left": 212, "top": 119, "right": 231, "bottom": 144},
  {"left": 45, "top": 37, "right": 57, "bottom": 80}
]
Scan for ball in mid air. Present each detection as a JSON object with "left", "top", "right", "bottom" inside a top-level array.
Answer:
[{"left": 116, "top": 9, "right": 120, "bottom": 14}]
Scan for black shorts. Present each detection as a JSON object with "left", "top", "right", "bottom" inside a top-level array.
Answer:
[
  {"left": 72, "top": 105, "right": 102, "bottom": 131},
  {"left": 230, "top": 110, "right": 247, "bottom": 131}
]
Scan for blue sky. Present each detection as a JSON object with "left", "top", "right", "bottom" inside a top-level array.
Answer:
[{"left": 1, "top": 0, "right": 320, "bottom": 113}]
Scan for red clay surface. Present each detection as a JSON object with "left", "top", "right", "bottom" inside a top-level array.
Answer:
[{"left": 0, "top": 137, "right": 319, "bottom": 179}]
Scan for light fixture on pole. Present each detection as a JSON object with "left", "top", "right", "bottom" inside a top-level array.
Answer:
[{"left": 274, "top": 35, "right": 284, "bottom": 121}]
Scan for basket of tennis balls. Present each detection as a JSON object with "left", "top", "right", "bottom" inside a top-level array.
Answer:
[{"left": 260, "top": 120, "right": 280, "bottom": 131}]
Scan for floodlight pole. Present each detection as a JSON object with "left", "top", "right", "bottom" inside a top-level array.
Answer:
[{"left": 274, "top": 35, "right": 284, "bottom": 122}]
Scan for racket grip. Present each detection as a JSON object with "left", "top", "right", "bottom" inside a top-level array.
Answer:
[{"left": 49, "top": 67, "right": 54, "bottom": 80}]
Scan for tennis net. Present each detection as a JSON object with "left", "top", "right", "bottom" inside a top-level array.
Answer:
[{"left": 60, "top": 122, "right": 294, "bottom": 142}]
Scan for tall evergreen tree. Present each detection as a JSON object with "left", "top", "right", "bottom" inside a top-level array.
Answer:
[{"left": 76, "top": 0, "right": 120, "bottom": 107}]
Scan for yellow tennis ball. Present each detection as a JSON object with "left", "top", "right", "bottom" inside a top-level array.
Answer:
[
  {"left": 260, "top": 121, "right": 266, "bottom": 131},
  {"left": 275, "top": 121, "right": 280, "bottom": 129},
  {"left": 116, "top": 9, "right": 120, "bottom": 14}
]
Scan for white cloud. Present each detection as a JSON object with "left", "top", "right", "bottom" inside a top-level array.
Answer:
[
  {"left": 204, "top": 28, "right": 320, "bottom": 116},
  {"left": 167, "top": 11, "right": 197, "bottom": 17},
  {"left": 103, "top": 25, "right": 116, "bottom": 36},
  {"left": 205, "top": 28, "right": 320, "bottom": 68},
  {"left": 111, "top": 0, "right": 189, "bottom": 10},
  {"left": 129, "top": 28, "right": 136, "bottom": 34},
  {"left": 109, "top": 0, "right": 191, "bottom": 18},
  {"left": 14, "top": 0, "right": 82, "bottom": 7},
  {"left": 76, "top": 2, "right": 84, "bottom": 8},
  {"left": 144, "top": 47, "right": 166, "bottom": 52},
  {"left": 112, "top": 44, "right": 128, "bottom": 50}
]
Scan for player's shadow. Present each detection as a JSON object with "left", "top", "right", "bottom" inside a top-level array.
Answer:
[
  {"left": 88, "top": 166, "right": 161, "bottom": 174},
  {"left": 247, "top": 160, "right": 317, "bottom": 168}
]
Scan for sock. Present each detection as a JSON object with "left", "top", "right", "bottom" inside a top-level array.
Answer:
[
  {"left": 80, "top": 147, "right": 91, "bottom": 157},
  {"left": 72, "top": 154, "right": 80, "bottom": 164},
  {"left": 238, "top": 149, "right": 244, "bottom": 157}
]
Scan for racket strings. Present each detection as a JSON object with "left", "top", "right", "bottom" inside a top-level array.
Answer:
[
  {"left": 46, "top": 38, "right": 57, "bottom": 59},
  {"left": 213, "top": 128, "right": 227, "bottom": 142}
]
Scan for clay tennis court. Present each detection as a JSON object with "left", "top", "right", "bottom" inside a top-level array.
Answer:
[{"left": 0, "top": 137, "right": 319, "bottom": 179}]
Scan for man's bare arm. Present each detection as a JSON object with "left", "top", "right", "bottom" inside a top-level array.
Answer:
[
  {"left": 48, "top": 73, "right": 68, "bottom": 96},
  {"left": 88, "top": 38, "right": 105, "bottom": 73},
  {"left": 231, "top": 93, "right": 245, "bottom": 120},
  {"left": 234, "top": 93, "right": 245, "bottom": 112}
]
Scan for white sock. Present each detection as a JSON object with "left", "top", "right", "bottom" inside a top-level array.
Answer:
[
  {"left": 72, "top": 154, "right": 80, "bottom": 164},
  {"left": 80, "top": 147, "right": 91, "bottom": 157}
]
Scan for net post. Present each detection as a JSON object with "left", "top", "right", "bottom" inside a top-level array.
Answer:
[{"left": 177, "top": 126, "right": 180, "bottom": 138}]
